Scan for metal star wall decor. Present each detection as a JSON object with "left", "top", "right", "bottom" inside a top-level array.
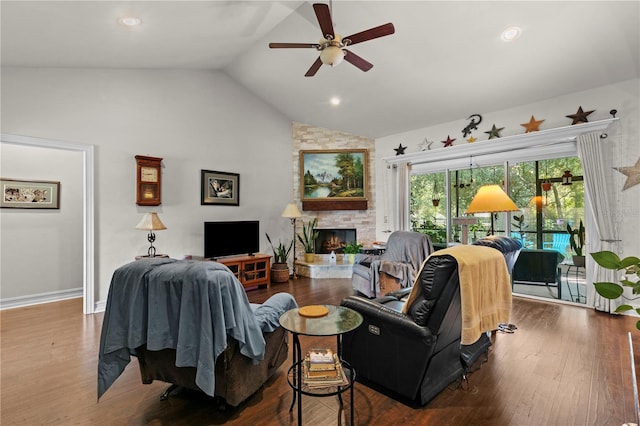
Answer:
[
  {"left": 566, "top": 106, "right": 595, "bottom": 125},
  {"left": 467, "top": 136, "right": 477, "bottom": 143},
  {"left": 441, "top": 135, "right": 456, "bottom": 147},
  {"left": 394, "top": 143, "right": 407, "bottom": 155},
  {"left": 614, "top": 157, "right": 640, "bottom": 190},
  {"left": 520, "top": 115, "right": 545, "bottom": 133},
  {"left": 418, "top": 138, "right": 434, "bottom": 151},
  {"left": 484, "top": 124, "right": 504, "bottom": 139}
]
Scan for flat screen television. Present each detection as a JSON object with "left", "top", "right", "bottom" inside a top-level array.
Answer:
[{"left": 204, "top": 220, "right": 260, "bottom": 259}]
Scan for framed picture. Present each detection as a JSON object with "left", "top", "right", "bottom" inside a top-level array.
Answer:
[
  {"left": 1, "top": 178, "right": 60, "bottom": 209},
  {"left": 300, "top": 149, "right": 368, "bottom": 211},
  {"left": 201, "top": 170, "right": 239, "bottom": 206}
]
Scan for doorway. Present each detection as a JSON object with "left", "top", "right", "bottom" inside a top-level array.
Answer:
[{"left": 0, "top": 133, "right": 95, "bottom": 314}]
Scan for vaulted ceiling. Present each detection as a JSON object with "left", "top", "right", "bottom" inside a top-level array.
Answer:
[{"left": 2, "top": 1, "right": 639, "bottom": 138}]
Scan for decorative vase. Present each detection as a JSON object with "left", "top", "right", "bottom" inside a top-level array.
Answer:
[
  {"left": 572, "top": 255, "right": 586, "bottom": 267},
  {"left": 347, "top": 253, "right": 356, "bottom": 264},
  {"left": 271, "top": 263, "right": 289, "bottom": 283},
  {"left": 304, "top": 253, "right": 315, "bottom": 263}
]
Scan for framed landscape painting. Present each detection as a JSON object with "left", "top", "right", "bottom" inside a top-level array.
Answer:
[
  {"left": 299, "top": 149, "right": 368, "bottom": 211},
  {"left": 1, "top": 178, "right": 60, "bottom": 209},
  {"left": 201, "top": 170, "right": 239, "bottom": 206}
]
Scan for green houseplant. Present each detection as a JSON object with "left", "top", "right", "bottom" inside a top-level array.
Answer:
[
  {"left": 343, "top": 241, "right": 363, "bottom": 264},
  {"left": 266, "top": 233, "right": 293, "bottom": 283},
  {"left": 297, "top": 218, "right": 319, "bottom": 262},
  {"left": 591, "top": 250, "right": 640, "bottom": 329},
  {"left": 567, "top": 220, "right": 585, "bottom": 267}
]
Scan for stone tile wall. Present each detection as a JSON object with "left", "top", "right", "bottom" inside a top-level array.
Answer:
[{"left": 291, "top": 122, "right": 377, "bottom": 256}]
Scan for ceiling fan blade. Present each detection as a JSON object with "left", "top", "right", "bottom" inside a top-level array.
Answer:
[
  {"left": 313, "top": 3, "right": 334, "bottom": 38},
  {"left": 305, "top": 57, "right": 323, "bottom": 77},
  {"left": 344, "top": 23, "right": 395, "bottom": 46},
  {"left": 343, "top": 49, "right": 373, "bottom": 72},
  {"left": 269, "top": 42, "right": 319, "bottom": 49}
]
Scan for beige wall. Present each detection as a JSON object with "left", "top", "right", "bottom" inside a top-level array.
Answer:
[{"left": 1, "top": 67, "right": 294, "bottom": 308}]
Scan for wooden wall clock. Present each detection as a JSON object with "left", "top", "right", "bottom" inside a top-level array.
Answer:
[{"left": 135, "top": 155, "right": 162, "bottom": 206}]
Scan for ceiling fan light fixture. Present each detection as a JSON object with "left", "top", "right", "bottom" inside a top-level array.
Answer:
[{"left": 320, "top": 46, "right": 345, "bottom": 66}]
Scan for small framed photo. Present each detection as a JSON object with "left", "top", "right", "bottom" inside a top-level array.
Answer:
[
  {"left": 1, "top": 178, "right": 60, "bottom": 209},
  {"left": 201, "top": 170, "right": 239, "bottom": 206}
]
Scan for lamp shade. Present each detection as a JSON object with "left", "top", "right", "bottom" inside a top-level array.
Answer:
[
  {"left": 465, "top": 185, "right": 520, "bottom": 214},
  {"left": 281, "top": 203, "right": 302, "bottom": 219},
  {"left": 135, "top": 212, "right": 167, "bottom": 231},
  {"left": 320, "top": 46, "right": 345, "bottom": 66}
]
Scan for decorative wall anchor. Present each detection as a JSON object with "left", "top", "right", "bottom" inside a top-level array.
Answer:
[
  {"left": 441, "top": 135, "right": 456, "bottom": 147},
  {"left": 394, "top": 144, "right": 407, "bottom": 155},
  {"left": 566, "top": 106, "right": 594, "bottom": 125},
  {"left": 614, "top": 157, "right": 640, "bottom": 191},
  {"left": 461, "top": 114, "right": 482, "bottom": 137},
  {"left": 485, "top": 124, "right": 505, "bottom": 139},
  {"left": 419, "top": 138, "right": 434, "bottom": 151}
]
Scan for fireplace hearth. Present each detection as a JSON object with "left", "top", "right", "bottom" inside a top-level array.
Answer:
[{"left": 314, "top": 228, "right": 356, "bottom": 254}]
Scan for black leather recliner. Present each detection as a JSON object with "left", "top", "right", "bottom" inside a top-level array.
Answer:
[{"left": 340, "top": 236, "right": 522, "bottom": 406}]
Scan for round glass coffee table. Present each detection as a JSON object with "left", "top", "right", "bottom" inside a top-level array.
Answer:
[{"left": 279, "top": 305, "right": 363, "bottom": 426}]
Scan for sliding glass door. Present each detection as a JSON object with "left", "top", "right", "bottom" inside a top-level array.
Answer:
[{"left": 410, "top": 156, "right": 585, "bottom": 303}]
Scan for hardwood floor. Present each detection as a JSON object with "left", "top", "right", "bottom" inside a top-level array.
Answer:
[{"left": 1, "top": 277, "right": 639, "bottom": 425}]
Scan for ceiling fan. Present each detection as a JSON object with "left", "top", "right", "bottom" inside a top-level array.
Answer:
[{"left": 269, "top": 3, "right": 395, "bottom": 77}]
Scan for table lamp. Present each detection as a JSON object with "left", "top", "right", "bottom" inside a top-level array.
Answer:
[
  {"left": 465, "top": 184, "right": 519, "bottom": 235},
  {"left": 281, "top": 203, "right": 302, "bottom": 278},
  {"left": 136, "top": 212, "right": 167, "bottom": 257}
]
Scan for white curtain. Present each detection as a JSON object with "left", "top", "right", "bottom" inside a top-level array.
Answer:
[
  {"left": 384, "top": 161, "right": 411, "bottom": 232},
  {"left": 576, "top": 130, "right": 621, "bottom": 313}
]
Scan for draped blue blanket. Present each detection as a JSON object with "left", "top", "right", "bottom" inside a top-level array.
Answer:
[{"left": 97, "top": 258, "right": 295, "bottom": 399}]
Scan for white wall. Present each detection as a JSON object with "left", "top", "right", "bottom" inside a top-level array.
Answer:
[
  {"left": 375, "top": 78, "right": 640, "bottom": 259},
  {"left": 1, "top": 67, "right": 294, "bottom": 307},
  {"left": 0, "top": 144, "right": 83, "bottom": 299}
]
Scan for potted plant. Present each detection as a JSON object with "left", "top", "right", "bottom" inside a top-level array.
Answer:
[
  {"left": 432, "top": 181, "right": 440, "bottom": 206},
  {"left": 266, "top": 233, "right": 293, "bottom": 283},
  {"left": 343, "top": 241, "right": 363, "bottom": 264},
  {"left": 567, "top": 220, "right": 585, "bottom": 267},
  {"left": 512, "top": 214, "right": 527, "bottom": 244},
  {"left": 297, "top": 218, "right": 319, "bottom": 263},
  {"left": 591, "top": 250, "right": 640, "bottom": 329}
]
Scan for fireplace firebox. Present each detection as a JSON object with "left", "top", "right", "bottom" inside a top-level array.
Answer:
[{"left": 314, "top": 228, "right": 356, "bottom": 254}]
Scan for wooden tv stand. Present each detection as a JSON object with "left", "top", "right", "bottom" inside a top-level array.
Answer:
[{"left": 210, "top": 253, "right": 271, "bottom": 290}]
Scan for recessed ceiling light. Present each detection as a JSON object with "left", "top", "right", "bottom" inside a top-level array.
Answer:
[
  {"left": 119, "top": 16, "right": 142, "bottom": 27},
  {"left": 330, "top": 97, "right": 341, "bottom": 106},
  {"left": 501, "top": 26, "right": 522, "bottom": 42}
]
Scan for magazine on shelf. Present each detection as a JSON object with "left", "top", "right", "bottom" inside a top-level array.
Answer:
[{"left": 303, "top": 360, "right": 349, "bottom": 388}]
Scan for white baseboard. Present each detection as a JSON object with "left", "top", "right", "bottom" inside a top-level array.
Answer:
[
  {"left": 0, "top": 288, "right": 83, "bottom": 310},
  {"left": 94, "top": 300, "right": 106, "bottom": 313}
]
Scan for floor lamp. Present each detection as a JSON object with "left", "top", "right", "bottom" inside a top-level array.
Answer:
[
  {"left": 281, "top": 203, "right": 302, "bottom": 278},
  {"left": 465, "top": 184, "right": 519, "bottom": 235}
]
